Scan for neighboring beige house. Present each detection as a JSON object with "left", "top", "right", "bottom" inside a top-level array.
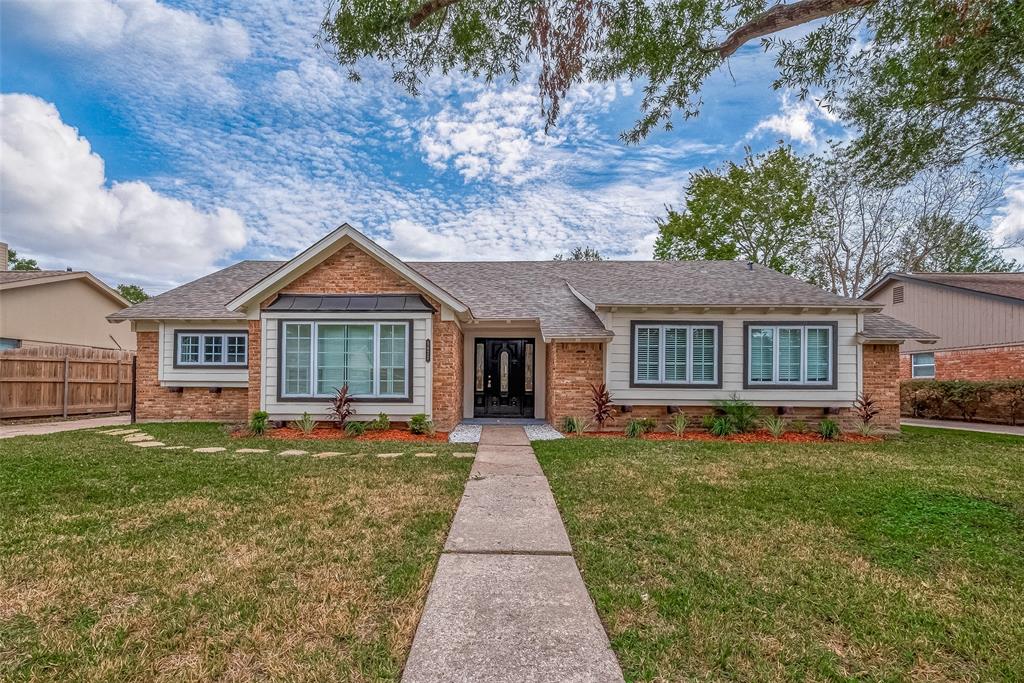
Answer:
[
  {"left": 863, "top": 272, "right": 1023, "bottom": 381},
  {"left": 109, "top": 224, "right": 934, "bottom": 431},
  {"left": 0, "top": 247, "right": 136, "bottom": 351}
]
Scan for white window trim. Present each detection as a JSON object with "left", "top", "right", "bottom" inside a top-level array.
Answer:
[
  {"left": 176, "top": 332, "right": 248, "bottom": 367},
  {"left": 633, "top": 324, "right": 718, "bottom": 385},
  {"left": 747, "top": 325, "right": 833, "bottom": 386},
  {"left": 281, "top": 320, "right": 410, "bottom": 399},
  {"left": 911, "top": 352, "right": 936, "bottom": 378}
]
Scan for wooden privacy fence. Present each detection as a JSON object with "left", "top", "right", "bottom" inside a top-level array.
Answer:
[{"left": 0, "top": 345, "right": 134, "bottom": 419}]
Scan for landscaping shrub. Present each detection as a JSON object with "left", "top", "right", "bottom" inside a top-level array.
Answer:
[
  {"left": 625, "top": 417, "right": 656, "bottom": 438},
  {"left": 669, "top": 413, "right": 689, "bottom": 436},
  {"left": 708, "top": 416, "right": 737, "bottom": 437},
  {"left": 345, "top": 421, "right": 368, "bottom": 437},
  {"left": 409, "top": 413, "right": 433, "bottom": 434},
  {"left": 789, "top": 419, "right": 809, "bottom": 434},
  {"left": 853, "top": 392, "right": 881, "bottom": 425},
  {"left": 329, "top": 384, "right": 354, "bottom": 428},
  {"left": 901, "top": 379, "right": 1024, "bottom": 425},
  {"left": 713, "top": 396, "right": 760, "bottom": 433},
  {"left": 762, "top": 415, "right": 785, "bottom": 438},
  {"left": 561, "top": 416, "right": 588, "bottom": 435},
  {"left": 819, "top": 418, "right": 841, "bottom": 440},
  {"left": 701, "top": 414, "right": 717, "bottom": 431},
  {"left": 292, "top": 412, "right": 316, "bottom": 436},
  {"left": 368, "top": 412, "right": 390, "bottom": 431},
  {"left": 590, "top": 383, "right": 614, "bottom": 428},
  {"left": 249, "top": 410, "right": 269, "bottom": 436}
]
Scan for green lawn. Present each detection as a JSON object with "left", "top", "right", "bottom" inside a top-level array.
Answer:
[
  {"left": 534, "top": 427, "right": 1024, "bottom": 682},
  {"left": 0, "top": 423, "right": 473, "bottom": 681}
]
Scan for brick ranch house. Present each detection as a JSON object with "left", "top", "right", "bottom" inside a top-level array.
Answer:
[
  {"left": 863, "top": 272, "right": 1024, "bottom": 381},
  {"left": 109, "top": 225, "right": 936, "bottom": 432}
]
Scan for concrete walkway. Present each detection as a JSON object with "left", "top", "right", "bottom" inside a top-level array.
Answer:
[
  {"left": 403, "top": 426, "right": 624, "bottom": 683},
  {"left": 903, "top": 418, "right": 1024, "bottom": 437},
  {"left": 0, "top": 414, "right": 130, "bottom": 439}
]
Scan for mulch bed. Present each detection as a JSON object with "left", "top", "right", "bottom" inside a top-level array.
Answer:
[
  {"left": 254, "top": 427, "right": 449, "bottom": 442},
  {"left": 569, "top": 429, "right": 881, "bottom": 443}
]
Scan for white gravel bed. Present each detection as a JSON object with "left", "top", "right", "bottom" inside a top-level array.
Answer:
[
  {"left": 524, "top": 423, "right": 564, "bottom": 441},
  {"left": 448, "top": 424, "right": 482, "bottom": 443}
]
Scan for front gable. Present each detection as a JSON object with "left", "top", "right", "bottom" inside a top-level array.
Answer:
[{"left": 227, "top": 224, "right": 468, "bottom": 316}]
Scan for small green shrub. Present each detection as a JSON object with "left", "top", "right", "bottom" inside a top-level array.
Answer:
[
  {"left": 857, "top": 421, "right": 878, "bottom": 437},
  {"left": 708, "top": 416, "right": 737, "bottom": 437},
  {"left": 701, "top": 414, "right": 717, "bottom": 431},
  {"left": 368, "top": 412, "right": 390, "bottom": 431},
  {"left": 762, "top": 415, "right": 785, "bottom": 438},
  {"left": 292, "top": 412, "right": 316, "bottom": 436},
  {"left": 409, "top": 413, "right": 432, "bottom": 434},
  {"left": 248, "top": 410, "right": 269, "bottom": 436},
  {"left": 789, "top": 419, "right": 809, "bottom": 434},
  {"left": 669, "top": 413, "right": 689, "bottom": 436},
  {"left": 819, "top": 418, "right": 841, "bottom": 440},
  {"left": 713, "top": 396, "right": 760, "bottom": 433},
  {"left": 345, "top": 421, "right": 368, "bottom": 437},
  {"left": 624, "top": 417, "right": 656, "bottom": 438},
  {"left": 560, "top": 416, "right": 588, "bottom": 435}
]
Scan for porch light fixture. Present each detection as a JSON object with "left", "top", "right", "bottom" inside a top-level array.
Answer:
[{"left": 425, "top": 339, "right": 431, "bottom": 362}]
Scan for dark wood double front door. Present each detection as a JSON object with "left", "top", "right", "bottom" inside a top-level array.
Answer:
[{"left": 473, "top": 338, "right": 535, "bottom": 418}]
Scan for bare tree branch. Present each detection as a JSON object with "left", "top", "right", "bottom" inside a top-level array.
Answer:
[
  {"left": 409, "top": 0, "right": 461, "bottom": 29},
  {"left": 717, "top": 0, "right": 874, "bottom": 58}
]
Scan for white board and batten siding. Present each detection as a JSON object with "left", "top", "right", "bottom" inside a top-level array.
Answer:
[
  {"left": 600, "top": 309, "right": 861, "bottom": 406},
  {"left": 259, "top": 311, "right": 432, "bottom": 422},
  {"left": 158, "top": 321, "right": 249, "bottom": 387}
]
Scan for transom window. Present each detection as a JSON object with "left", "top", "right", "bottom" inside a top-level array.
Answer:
[
  {"left": 176, "top": 331, "right": 247, "bottom": 366},
  {"left": 747, "top": 324, "right": 833, "bottom": 386},
  {"left": 633, "top": 323, "right": 719, "bottom": 385},
  {"left": 281, "top": 321, "right": 409, "bottom": 398},
  {"left": 911, "top": 352, "right": 935, "bottom": 378}
]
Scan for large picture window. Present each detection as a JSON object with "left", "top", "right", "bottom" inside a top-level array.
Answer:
[
  {"left": 632, "top": 322, "right": 720, "bottom": 386},
  {"left": 280, "top": 321, "right": 410, "bottom": 399},
  {"left": 175, "top": 331, "right": 248, "bottom": 367},
  {"left": 746, "top": 324, "right": 834, "bottom": 387}
]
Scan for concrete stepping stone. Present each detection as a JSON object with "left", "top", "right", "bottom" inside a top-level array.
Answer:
[
  {"left": 278, "top": 449, "right": 308, "bottom": 456},
  {"left": 123, "top": 434, "right": 154, "bottom": 442},
  {"left": 445, "top": 475, "right": 572, "bottom": 555},
  {"left": 414, "top": 452, "right": 436, "bottom": 458},
  {"left": 235, "top": 448, "right": 269, "bottom": 453},
  {"left": 454, "top": 451, "right": 476, "bottom": 458},
  {"left": 312, "top": 451, "right": 342, "bottom": 458},
  {"left": 162, "top": 446, "right": 190, "bottom": 450},
  {"left": 193, "top": 447, "right": 226, "bottom": 453},
  {"left": 376, "top": 452, "right": 401, "bottom": 458},
  {"left": 134, "top": 441, "right": 165, "bottom": 448},
  {"left": 101, "top": 428, "right": 138, "bottom": 435},
  {"left": 403, "top": 554, "right": 624, "bottom": 683}
]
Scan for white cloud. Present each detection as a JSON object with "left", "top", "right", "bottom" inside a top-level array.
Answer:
[
  {"left": 5, "top": 0, "right": 250, "bottom": 104},
  {"left": 749, "top": 93, "right": 838, "bottom": 147},
  {"left": 0, "top": 94, "right": 247, "bottom": 290},
  {"left": 992, "top": 168, "right": 1024, "bottom": 264}
]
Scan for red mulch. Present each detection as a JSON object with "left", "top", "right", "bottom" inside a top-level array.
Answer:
[
  {"left": 247, "top": 427, "right": 448, "bottom": 442},
  {"left": 568, "top": 429, "right": 881, "bottom": 443}
]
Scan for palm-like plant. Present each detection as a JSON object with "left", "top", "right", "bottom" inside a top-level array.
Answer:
[
  {"left": 590, "top": 383, "right": 614, "bottom": 428},
  {"left": 329, "top": 384, "right": 354, "bottom": 428}
]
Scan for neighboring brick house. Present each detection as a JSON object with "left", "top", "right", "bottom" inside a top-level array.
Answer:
[
  {"left": 109, "top": 225, "right": 935, "bottom": 431},
  {"left": 862, "top": 272, "right": 1024, "bottom": 381}
]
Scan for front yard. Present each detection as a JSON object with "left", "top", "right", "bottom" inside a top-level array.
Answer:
[
  {"left": 535, "top": 427, "right": 1024, "bottom": 681},
  {"left": 0, "top": 423, "right": 472, "bottom": 681}
]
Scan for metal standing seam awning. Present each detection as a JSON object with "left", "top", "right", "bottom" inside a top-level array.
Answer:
[{"left": 265, "top": 294, "right": 436, "bottom": 313}]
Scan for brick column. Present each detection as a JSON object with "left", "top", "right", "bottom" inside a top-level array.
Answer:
[
  {"left": 545, "top": 342, "right": 604, "bottom": 426},
  {"left": 247, "top": 319, "right": 261, "bottom": 417},
  {"left": 863, "top": 343, "right": 901, "bottom": 431},
  {"left": 431, "top": 318, "right": 463, "bottom": 431}
]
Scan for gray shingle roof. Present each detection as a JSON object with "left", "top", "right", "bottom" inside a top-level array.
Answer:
[
  {"left": 899, "top": 272, "right": 1024, "bottom": 302},
  {"left": 108, "top": 261, "right": 282, "bottom": 320},
  {"left": 110, "top": 258, "right": 880, "bottom": 339},
  {"left": 0, "top": 270, "right": 76, "bottom": 284},
  {"left": 861, "top": 313, "right": 938, "bottom": 342}
]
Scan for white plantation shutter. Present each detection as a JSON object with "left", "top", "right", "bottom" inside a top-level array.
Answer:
[
  {"left": 635, "top": 326, "right": 661, "bottom": 382},
  {"left": 664, "top": 327, "right": 688, "bottom": 382},
  {"left": 778, "top": 328, "right": 802, "bottom": 382},
  {"left": 691, "top": 327, "right": 716, "bottom": 383},
  {"left": 805, "top": 327, "right": 830, "bottom": 382},
  {"left": 749, "top": 328, "right": 774, "bottom": 382}
]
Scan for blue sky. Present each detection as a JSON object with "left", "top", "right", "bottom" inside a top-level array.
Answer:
[{"left": 2, "top": 0, "right": 1019, "bottom": 293}]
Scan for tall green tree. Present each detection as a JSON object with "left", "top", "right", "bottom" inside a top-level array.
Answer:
[
  {"left": 654, "top": 145, "right": 818, "bottom": 277},
  {"left": 6, "top": 247, "right": 40, "bottom": 271},
  {"left": 319, "top": 0, "right": 1024, "bottom": 180},
  {"left": 116, "top": 284, "right": 149, "bottom": 304}
]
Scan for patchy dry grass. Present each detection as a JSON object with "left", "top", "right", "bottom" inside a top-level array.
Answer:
[
  {"left": 534, "top": 426, "right": 1024, "bottom": 682},
  {"left": 0, "top": 423, "right": 472, "bottom": 681}
]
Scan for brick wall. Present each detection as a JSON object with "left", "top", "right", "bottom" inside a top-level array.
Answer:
[
  {"left": 545, "top": 342, "right": 605, "bottom": 425},
  {"left": 247, "top": 319, "right": 261, "bottom": 417},
  {"left": 432, "top": 320, "right": 463, "bottom": 431},
  {"left": 134, "top": 331, "right": 248, "bottom": 422},
  {"left": 900, "top": 344, "right": 1024, "bottom": 381},
  {"left": 862, "top": 343, "right": 901, "bottom": 431}
]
